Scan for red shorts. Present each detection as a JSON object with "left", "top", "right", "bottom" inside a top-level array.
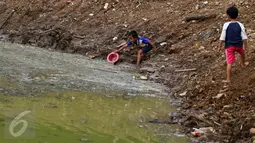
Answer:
[{"left": 225, "top": 46, "right": 244, "bottom": 64}]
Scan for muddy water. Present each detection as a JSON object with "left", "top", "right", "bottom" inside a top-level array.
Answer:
[
  {"left": 0, "top": 41, "right": 188, "bottom": 143},
  {"left": 0, "top": 92, "right": 188, "bottom": 143}
]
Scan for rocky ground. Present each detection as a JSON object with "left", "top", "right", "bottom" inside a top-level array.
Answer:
[{"left": 1, "top": 0, "right": 255, "bottom": 142}]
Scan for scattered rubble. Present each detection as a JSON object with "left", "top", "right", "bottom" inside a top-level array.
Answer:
[{"left": 1, "top": 0, "right": 255, "bottom": 142}]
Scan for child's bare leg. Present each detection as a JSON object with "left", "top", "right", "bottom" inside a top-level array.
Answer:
[
  {"left": 239, "top": 52, "right": 249, "bottom": 67},
  {"left": 137, "top": 50, "right": 143, "bottom": 66},
  {"left": 239, "top": 52, "right": 246, "bottom": 67},
  {"left": 226, "top": 64, "right": 232, "bottom": 83}
]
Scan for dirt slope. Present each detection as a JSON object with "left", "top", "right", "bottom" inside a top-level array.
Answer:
[{"left": 1, "top": 0, "right": 255, "bottom": 142}]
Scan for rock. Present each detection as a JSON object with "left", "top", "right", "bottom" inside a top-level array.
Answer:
[
  {"left": 179, "top": 91, "right": 187, "bottom": 96},
  {"left": 113, "top": 36, "right": 118, "bottom": 41},
  {"left": 80, "top": 138, "right": 88, "bottom": 142},
  {"left": 164, "top": 58, "right": 169, "bottom": 61},
  {"left": 88, "top": 55, "right": 96, "bottom": 59},
  {"left": 104, "top": 3, "right": 109, "bottom": 9},
  {"left": 160, "top": 65, "right": 166, "bottom": 72},
  {"left": 250, "top": 128, "right": 255, "bottom": 134},
  {"left": 140, "top": 76, "right": 148, "bottom": 80},
  {"left": 155, "top": 36, "right": 167, "bottom": 44},
  {"left": 142, "top": 18, "right": 148, "bottom": 21},
  {"left": 139, "top": 125, "right": 143, "bottom": 128},
  {"left": 252, "top": 136, "right": 255, "bottom": 141},
  {"left": 160, "top": 42, "right": 167, "bottom": 46},
  {"left": 200, "top": 1, "right": 208, "bottom": 5},
  {"left": 195, "top": 4, "right": 199, "bottom": 10},
  {"left": 199, "top": 46, "right": 205, "bottom": 50},
  {"left": 223, "top": 105, "right": 233, "bottom": 109},
  {"left": 140, "top": 67, "right": 155, "bottom": 73},
  {"left": 213, "top": 93, "right": 225, "bottom": 99}
]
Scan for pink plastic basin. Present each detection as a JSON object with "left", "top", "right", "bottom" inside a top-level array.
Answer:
[{"left": 107, "top": 52, "right": 119, "bottom": 63}]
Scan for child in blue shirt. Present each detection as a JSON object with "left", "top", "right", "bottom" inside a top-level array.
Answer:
[{"left": 115, "top": 30, "right": 157, "bottom": 66}]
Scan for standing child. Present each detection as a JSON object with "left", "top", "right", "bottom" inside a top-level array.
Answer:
[
  {"left": 218, "top": 6, "right": 248, "bottom": 83},
  {"left": 115, "top": 30, "right": 157, "bottom": 66}
]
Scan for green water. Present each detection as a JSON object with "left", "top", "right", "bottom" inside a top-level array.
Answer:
[{"left": 0, "top": 92, "right": 188, "bottom": 143}]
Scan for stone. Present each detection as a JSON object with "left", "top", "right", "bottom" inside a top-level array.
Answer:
[
  {"left": 252, "top": 136, "right": 255, "bottom": 141},
  {"left": 179, "top": 91, "right": 187, "bottom": 96},
  {"left": 200, "top": 1, "right": 208, "bottom": 5},
  {"left": 140, "top": 76, "right": 148, "bottom": 80},
  {"left": 160, "top": 42, "right": 167, "bottom": 46},
  {"left": 104, "top": 3, "right": 109, "bottom": 9},
  {"left": 195, "top": 4, "right": 199, "bottom": 10},
  {"left": 250, "top": 128, "right": 255, "bottom": 134},
  {"left": 160, "top": 65, "right": 166, "bottom": 72},
  {"left": 155, "top": 36, "right": 167, "bottom": 44},
  {"left": 223, "top": 105, "right": 233, "bottom": 109},
  {"left": 80, "top": 138, "right": 88, "bottom": 142},
  {"left": 113, "top": 36, "right": 118, "bottom": 41},
  {"left": 142, "top": 18, "right": 148, "bottom": 21},
  {"left": 213, "top": 93, "right": 224, "bottom": 99},
  {"left": 140, "top": 67, "right": 155, "bottom": 73}
]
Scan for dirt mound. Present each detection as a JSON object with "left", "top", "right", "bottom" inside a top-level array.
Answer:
[{"left": 1, "top": 0, "right": 255, "bottom": 142}]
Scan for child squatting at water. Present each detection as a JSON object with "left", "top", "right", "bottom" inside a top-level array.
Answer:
[{"left": 115, "top": 30, "right": 157, "bottom": 66}]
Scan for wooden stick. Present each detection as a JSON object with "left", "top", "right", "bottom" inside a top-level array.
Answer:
[
  {"left": 184, "top": 14, "right": 217, "bottom": 22},
  {"left": 175, "top": 68, "right": 197, "bottom": 72},
  {"left": 73, "top": 35, "right": 86, "bottom": 39}
]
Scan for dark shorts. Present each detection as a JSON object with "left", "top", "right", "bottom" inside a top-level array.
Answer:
[{"left": 141, "top": 46, "right": 152, "bottom": 53}]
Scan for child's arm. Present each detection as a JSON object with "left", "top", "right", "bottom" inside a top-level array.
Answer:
[
  {"left": 218, "top": 40, "right": 224, "bottom": 51},
  {"left": 115, "top": 43, "right": 128, "bottom": 53},
  {"left": 243, "top": 39, "right": 247, "bottom": 50},
  {"left": 148, "top": 42, "right": 157, "bottom": 51},
  {"left": 218, "top": 23, "right": 227, "bottom": 51}
]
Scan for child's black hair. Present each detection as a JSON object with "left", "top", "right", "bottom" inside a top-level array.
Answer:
[
  {"left": 128, "top": 30, "right": 139, "bottom": 38},
  {"left": 227, "top": 6, "right": 238, "bottom": 19}
]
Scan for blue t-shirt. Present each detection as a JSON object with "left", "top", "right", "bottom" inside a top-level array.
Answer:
[
  {"left": 127, "top": 36, "right": 150, "bottom": 48},
  {"left": 220, "top": 22, "right": 248, "bottom": 48}
]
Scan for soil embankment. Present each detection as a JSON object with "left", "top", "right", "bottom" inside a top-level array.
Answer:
[{"left": 1, "top": 0, "right": 255, "bottom": 142}]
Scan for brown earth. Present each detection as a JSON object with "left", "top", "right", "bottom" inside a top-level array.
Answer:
[{"left": 1, "top": 0, "right": 255, "bottom": 142}]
